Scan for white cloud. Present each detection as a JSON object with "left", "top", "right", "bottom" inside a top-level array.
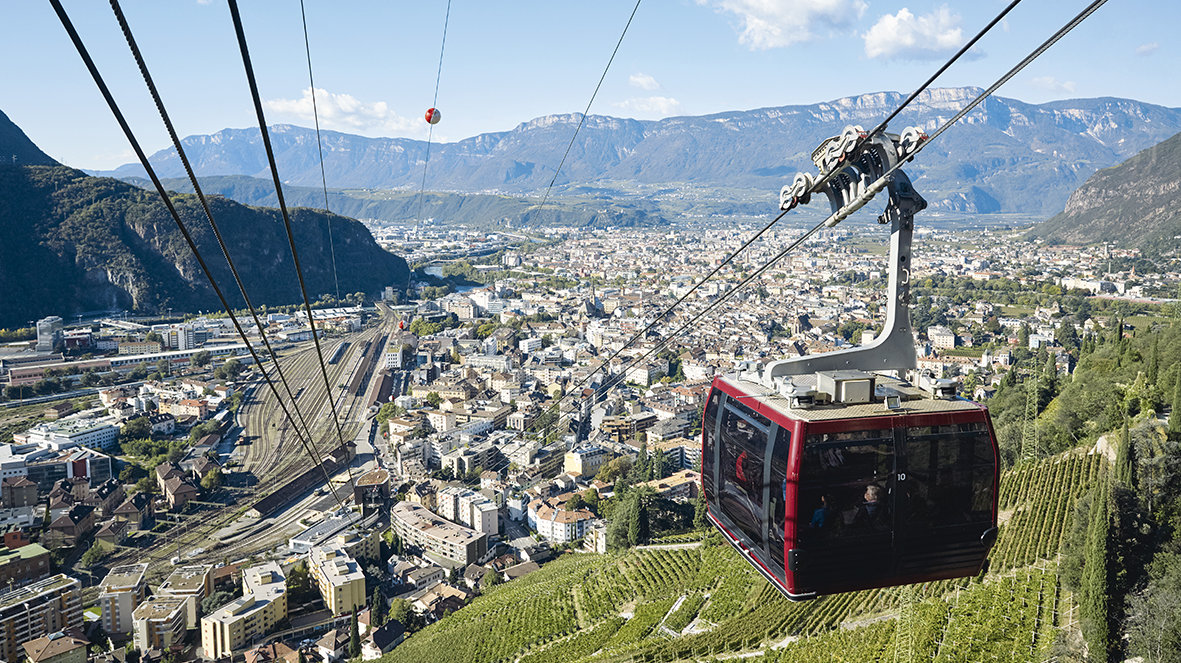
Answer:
[
  {"left": 629, "top": 73, "right": 660, "bottom": 91},
  {"left": 263, "top": 88, "right": 416, "bottom": 135},
  {"left": 1135, "top": 42, "right": 1159, "bottom": 56},
  {"left": 1029, "top": 76, "right": 1077, "bottom": 94},
  {"left": 699, "top": 0, "right": 867, "bottom": 50},
  {"left": 862, "top": 6, "right": 966, "bottom": 61},
  {"left": 613, "top": 96, "right": 683, "bottom": 117}
]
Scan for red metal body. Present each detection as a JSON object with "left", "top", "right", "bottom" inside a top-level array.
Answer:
[{"left": 701, "top": 375, "right": 1000, "bottom": 600}]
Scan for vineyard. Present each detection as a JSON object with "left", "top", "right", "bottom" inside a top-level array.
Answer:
[{"left": 379, "top": 448, "right": 1099, "bottom": 663}]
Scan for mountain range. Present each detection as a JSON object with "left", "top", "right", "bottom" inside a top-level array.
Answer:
[
  {"left": 1028, "top": 129, "right": 1181, "bottom": 254},
  {"left": 98, "top": 87, "right": 1181, "bottom": 217},
  {"left": 0, "top": 109, "right": 407, "bottom": 328}
]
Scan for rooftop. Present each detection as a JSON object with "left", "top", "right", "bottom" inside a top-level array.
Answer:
[
  {"left": 0, "top": 543, "right": 49, "bottom": 564},
  {"left": 356, "top": 468, "right": 390, "bottom": 486},
  {"left": 392, "top": 502, "right": 484, "bottom": 548},
  {"left": 159, "top": 565, "right": 212, "bottom": 594},
  {"left": 132, "top": 596, "right": 186, "bottom": 621},
  {"left": 0, "top": 574, "right": 78, "bottom": 609},
  {"left": 100, "top": 563, "right": 147, "bottom": 592}
]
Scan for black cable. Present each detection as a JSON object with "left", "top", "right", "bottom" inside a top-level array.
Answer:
[
  {"left": 228, "top": 0, "right": 358, "bottom": 493},
  {"left": 869, "top": 0, "right": 1023, "bottom": 137},
  {"left": 522, "top": 0, "right": 1022, "bottom": 435},
  {"left": 49, "top": 0, "right": 352, "bottom": 517},
  {"left": 106, "top": 0, "right": 354, "bottom": 518},
  {"left": 414, "top": 0, "right": 452, "bottom": 227},
  {"left": 511, "top": 0, "right": 1109, "bottom": 470},
  {"left": 536, "top": 0, "right": 642, "bottom": 213},
  {"left": 298, "top": 0, "right": 340, "bottom": 300}
]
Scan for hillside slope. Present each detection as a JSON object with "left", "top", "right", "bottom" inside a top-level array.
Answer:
[
  {"left": 97, "top": 89, "right": 1181, "bottom": 216},
  {"left": 0, "top": 165, "right": 408, "bottom": 328},
  {"left": 1027, "top": 130, "right": 1181, "bottom": 253},
  {"left": 379, "top": 451, "right": 1100, "bottom": 663}
]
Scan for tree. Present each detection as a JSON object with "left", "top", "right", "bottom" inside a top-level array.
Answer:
[
  {"left": 155, "top": 359, "right": 170, "bottom": 376},
  {"left": 425, "top": 392, "right": 442, "bottom": 408},
  {"left": 201, "top": 590, "right": 236, "bottom": 615},
  {"left": 693, "top": 492, "right": 707, "bottom": 530},
  {"left": 134, "top": 477, "right": 156, "bottom": 495},
  {"left": 1170, "top": 372, "right": 1181, "bottom": 439},
  {"left": 120, "top": 416, "right": 152, "bottom": 443},
  {"left": 371, "top": 587, "right": 386, "bottom": 627},
  {"left": 79, "top": 541, "right": 108, "bottom": 568},
  {"left": 566, "top": 494, "right": 585, "bottom": 511},
  {"left": 348, "top": 611, "right": 361, "bottom": 659},
  {"left": 192, "top": 350, "right": 212, "bottom": 368},
  {"left": 213, "top": 358, "right": 243, "bottom": 380},
  {"left": 201, "top": 467, "right": 224, "bottom": 491},
  {"left": 1080, "top": 476, "right": 1113, "bottom": 663},
  {"left": 145, "top": 331, "right": 163, "bottom": 344},
  {"left": 128, "top": 363, "right": 148, "bottom": 381},
  {"left": 1126, "top": 552, "right": 1181, "bottom": 662},
  {"left": 483, "top": 570, "right": 502, "bottom": 588}
]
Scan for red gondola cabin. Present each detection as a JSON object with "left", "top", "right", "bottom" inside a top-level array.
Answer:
[{"left": 702, "top": 370, "right": 999, "bottom": 600}]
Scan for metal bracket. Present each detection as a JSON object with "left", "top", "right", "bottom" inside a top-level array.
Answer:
[{"left": 762, "top": 131, "right": 927, "bottom": 385}]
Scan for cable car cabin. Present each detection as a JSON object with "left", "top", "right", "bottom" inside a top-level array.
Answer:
[{"left": 702, "top": 370, "right": 999, "bottom": 600}]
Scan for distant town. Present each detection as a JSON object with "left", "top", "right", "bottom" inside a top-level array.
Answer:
[{"left": 0, "top": 220, "right": 1175, "bottom": 663}]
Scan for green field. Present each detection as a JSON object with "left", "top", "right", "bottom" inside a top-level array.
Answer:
[{"left": 381, "top": 449, "right": 1097, "bottom": 663}]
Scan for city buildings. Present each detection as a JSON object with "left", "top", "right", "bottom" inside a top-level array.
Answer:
[
  {"left": 99, "top": 563, "right": 147, "bottom": 636},
  {"left": 0, "top": 542, "right": 50, "bottom": 589},
  {"left": 12, "top": 417, "right": 120, "bottom": 452},
  {"left": 435, "top": 486, "right": 498, "bottom": 537},
  {"left": 157, "top": 564, "right": 213, "bottom": 629},
  {"left": 21, "top": 628, "right": 88, "bottom": 663},
  {"left": 309, "top": 545, "right": 367, "bottom": 617},
  {"left": 132, "top": 596, "right": 187, "bottom": 653},
  {"left": 391, "top": 502, "right": 487, "bottom": 565},
  {"left": 0, "top": 574, "right": 83, "bottom": 663},
  {"left": 201, "top": 563, "right": 287, "bottom": 660}
]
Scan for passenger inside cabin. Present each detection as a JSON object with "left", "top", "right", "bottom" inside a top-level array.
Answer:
[
  {"left": 809, "top": 494, "right": 833, "bottom": 531},
  {"left": 853, "top": 484, "right": 887, "bottom": 528}
]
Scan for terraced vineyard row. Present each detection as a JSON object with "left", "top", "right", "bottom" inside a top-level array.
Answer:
[
  {"left": 990, "top": 451, "right": 1101, "bottom": 570},
  {"left": 380, "top": 449, "right": 1094, "bottom": 663}
]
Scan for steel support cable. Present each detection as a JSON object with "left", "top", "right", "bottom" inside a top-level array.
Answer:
[
  {"left": 299, "top": 0, "right": 340, "bottom": 300},
  {"left": 536, "top": 0, "right": 642, "bottom": 214},
  {"left": 414, "top": 0, "right": 452, "bottom": 228},
  {"left": 515, "top": 0, "right": 1108, "bottom": 466},
  {"left": 521, "top": 0, "right": 1053, "bottom": 437},
  {"left": 105, "top": 0, "right": 352, "bottom": 516},
  {"left": 49, "top": 0, "right": 354, "bottom": 517},
  {"left": 228, "top": 0, "right": 358, "bottom": 493}
]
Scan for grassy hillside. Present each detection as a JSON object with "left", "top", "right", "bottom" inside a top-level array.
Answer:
[{"left": 382, "top": 449, "right": 1100, "bottom": 663}]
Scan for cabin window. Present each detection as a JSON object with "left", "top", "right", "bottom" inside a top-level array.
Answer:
[
  {"left": 768, "top": 428, "right": 791, "bottom": 570},
  {"left": 702, "top": 390, "right": 721, "bottom": 500},
  {"left": 718, "top": 400, "right": 773, "bottom": 548},
  {"left": 798, "top": 429, "right": 895, "bottom": 548},
  {"left": 903, "top": 422, "right": 995, "bottom": 530}
]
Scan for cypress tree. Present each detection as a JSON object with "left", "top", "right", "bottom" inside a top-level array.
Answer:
[
  {"left": 1147, "top": 334, "right": 1160, "bottom": 384},
  {"left": 1115, "top": 417, "right": 1136, "bottom": 490},
  {"left": 349, "top": 611, "right": 361, "bottom": 659},
  {"left": 371, "top": 587, "right": 386, "bottom": 627},
  {"left": 1081, "top": 476, "right": 1112, "bottom": 663},
  {"left": 1170, "top": 372, "right": 1181, "bottom": 438}
]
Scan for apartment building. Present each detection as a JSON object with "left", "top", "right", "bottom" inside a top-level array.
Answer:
[
  {"left": 157, "top": 564, "right": 213, "bottom": 628},
  {"left": 99, "top": 564, "right": 147, "bottom": 636},
  {"left": 309, "top": 545, "right": 366, "bottom": 617},
  {"left": 391, "top": 502, "right": 487, "bottom": 565},
  {"left": 132, "top": 596, "right": 187, "bottom": 653},
  {"left": 0, "top": 574, "right": 83, "bottom": 663},
  {"left": 200, "top": 563, "right": 287, "bottom": 660}
]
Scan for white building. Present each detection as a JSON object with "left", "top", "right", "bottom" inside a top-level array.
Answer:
[{"left": 13, "top": 416, "right": 120, "bottom": 452}]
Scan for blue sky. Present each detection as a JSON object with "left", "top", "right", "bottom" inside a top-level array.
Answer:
[{"left": 4, "top": 0, "right": 1178, "bottom": 170}]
